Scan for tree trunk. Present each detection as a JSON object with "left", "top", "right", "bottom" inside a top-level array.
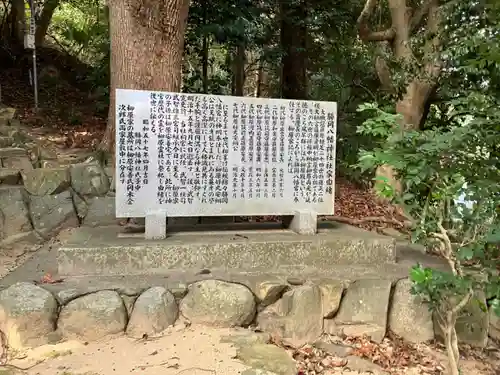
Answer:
[
  {"left": 201, "top": 34, "right": 209, "bottom": 93},
  {"left": 279, "top": 0, "right": 308, "bottom": 228},
  {"left": 358, "top": 0, "right": 442, "bottom": 194},
  {"left": 201, "top": 3, "right": 208, "bottom": 93},
  {"left": 233, "top": 43, "right": 245, "bottom": 96},
  {"left": 11, "top": 0, "right": 24, "bottom": 44},
  {"left": 280, "top": 0, "right": 307, "bottom": 99},
  {"left": 35, "top": 0, "right": 61, "bottom": 46},
  {"left": 100, "top": 0, "right": 190, "bottom": 156},
  {"left": 255, "top": 60, "right": 263, "bottom": 97}
]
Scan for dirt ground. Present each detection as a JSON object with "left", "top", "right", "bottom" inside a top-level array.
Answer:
[
  {"left": 9, "top": 326, "right": 249, "bottom": 375},
  {"left": 0, "top": 324, "right": 496, "bottom": 375}
]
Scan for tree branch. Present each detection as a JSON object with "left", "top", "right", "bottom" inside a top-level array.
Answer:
[
  {"left": 410, "top": 0, "right": 433, "bottom": 33},
  {"left": 357, "top": 0, "right": 396, "bottom": 42}
]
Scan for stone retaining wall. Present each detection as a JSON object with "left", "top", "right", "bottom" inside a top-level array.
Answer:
[
  {"left": 0, "top": 277, "right": 496, "bottom": 352},
  {"left": 0, "top": 112, "right": 117, "bottom": 246}
]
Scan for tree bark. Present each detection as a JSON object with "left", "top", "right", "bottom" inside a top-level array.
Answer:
[
  {"left": 280, "top": 0, "right": 308, "bottom": 99},
  {"left": 35, "top": 0, "right": 61, "bottom": 47},
  {"left": 34, "top": 0, "right": 59, "bottom": 46},
  {"left": 10, "top": 0, "right": 25, "bottom": 44},
  {"left": 279, "top": 0, "right": 308, "bottom": 228},
  {"left": 255, "top": 59, "right": 264, "bottom": 97},
  {"left": 100, "top": 0, "right": 190, "bottom": 156},
  {"left": 233, "top": 43, "right": 245, "bottom": 96},
  {"left": 357, "top": 0, "right": 442, "bottom": 193}
]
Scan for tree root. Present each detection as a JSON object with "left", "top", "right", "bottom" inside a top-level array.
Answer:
[{"left": 327, "top": 215, "right": 410, "bottom": 228}]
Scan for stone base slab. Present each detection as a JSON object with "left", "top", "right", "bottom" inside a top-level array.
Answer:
[{"left": 57, "top": 222, "right": 396, "bottom": 277}]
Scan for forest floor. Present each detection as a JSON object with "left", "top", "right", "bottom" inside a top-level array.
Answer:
[{"left": 1, "top": 62, "right": 498, "bottom": 375}]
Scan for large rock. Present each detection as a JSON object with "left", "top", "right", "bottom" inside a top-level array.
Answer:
[
  {"left": 0, "top": 106, "right": 16, "bottom": 125},
  {"left": 0, "top": 186, "right": 32, "bottom": 241},
  {"left": 0, "top": 169, "right": 21, "bottom": 184},
  {"left": 490, "top": 307, "right": 500, "bottom": 341},
  {"left": 434, "top": 291, "right": 489, "bottom": 347},
  {"left": 220, "top": 331, "right": 270, "bottom": 347},
  {"left": 256, "top": 284, "right": 323, "bottom": 347},
  {"left": 22, "top": 167, "right": 70, "bottom": 195},
  {"left": 388, "top": 278, "right": 434, "bottom": 343},
  {"left": 0, "top": 147, "right": 33, "bottom": 171},
  {"left": 0, "top": 282, "right": 58, "bottom": 349},
  {"left": 126, "top": 287, "right": 178, "bottom": 338},
  {"left": 281, "top": 284, "right": 323, "bottom": 347},
  {"left": 314, "top": 278, "right": 344, "bottom": 318},
  {"left": 180, "top": 280, "right": 256, "bottom": 327},
  {"left": 29, "top": 190, "right": 78, "bottom": 236},
  {"left": 104, "top": 166, "right": 115, "bottom": 194},
  {"left": 58, "top": 290, "right": 127, "bottom": 341},
  {"left": 333, "top": 279, "right": 392, "bottom": 343},
  {"left": 237, "top": 344, "right": 296, "bottom": 375},
  {"left": 253, "top": 279, "right": 289, "bottom": 307},
  {"left": 0, "top": 136, "right": 14, "bottom": 147},
  {"left": 81, "top": 195, "right": 116, "bottom": 226},
  {"left": 70, "top": 163, "right": 110, "bottom": 196}
]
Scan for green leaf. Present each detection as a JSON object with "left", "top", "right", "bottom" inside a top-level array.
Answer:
[
  {"left": 491, "top": 299, "right": 500, "bottom": 317},
  {"left": 410, "top": 264, "right": 428, "bottom": 283},
  {"left": 457, "top": 246, "right": 474, "bottom": 261}
]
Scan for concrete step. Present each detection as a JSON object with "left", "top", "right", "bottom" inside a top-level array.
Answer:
[{"left": 57, "top": 222, "right": 396, "bottom": 277}]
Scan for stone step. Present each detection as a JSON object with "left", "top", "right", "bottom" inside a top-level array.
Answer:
[{"left": 57, "top": 222, "right": 396, "bottom": 277}]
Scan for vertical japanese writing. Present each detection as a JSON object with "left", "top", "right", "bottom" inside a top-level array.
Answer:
[
  {"left": 117, "top": 89, "right": 337, "bottom": 218},
  {"left": 287, "top": 101, "right": 301, "bottom": 203},
  {"left": 325, "top": 109, "right": 336, "bottom": 196},
  {"left": 198, "top": 96, "right": 230, "bottom": 204},
  {"left": 255, "top": 104, "right": 263, "bottom": 163},
  {"left": 248, "top": 104, "right": 255, "bottom": 164},
  {"left": 240, "top": 103, "right": 247, "bottom": 164},
  {"left": 125, "top": 104, "right": 136, "bottom": 204},
  {"left": 117, "top": 104, "right": 127, "bottom": 191},
  {"left": 185, "top": 95, "right": 196, "bottom": 205},
  {"left": 279, "top": 105, "right": 286, "bottom": 163},
  {"left": 247, "top": 103, "right": 255, "bottom": 199},
  {"left": 141, "top": 119, "right": 149, "bottom": 186},
  {"left": 271, "top": 105, "right": 278, "bottom": 163},
  {"left": 313, "top": 103, "right": 326, "bottom": 203},
  {"left": 154, "top": 93, "right": 166, "bottom": 204},
  {"left": 149, "top": 93, "right": 157, "bottom": 134}
]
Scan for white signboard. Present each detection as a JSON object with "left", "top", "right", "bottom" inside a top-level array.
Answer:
[
  {"left": 115, "top": 89, "right": 337, "bottom": 218},
  {"left": 24, "top": 1, "right": 36, "bottom": 49}
]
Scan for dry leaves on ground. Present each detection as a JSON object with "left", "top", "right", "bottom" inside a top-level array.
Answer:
[{"left": 270, "top": 332, "right": 500, "bottom": 375}]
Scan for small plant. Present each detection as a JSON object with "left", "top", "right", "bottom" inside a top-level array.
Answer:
[{"left": 357, "top": 97, "right": 500, "bottom": 375}]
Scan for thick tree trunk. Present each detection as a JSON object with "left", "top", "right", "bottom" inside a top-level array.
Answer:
[
  {"left": 280, "top": 0, "right": 307, "bottom": 99},
  {"left": 279, "top": 0, "right": 308, "bottom": 227},
  {"left": 358, "top": 0, "right": 442, "bottom": 194},
  {"left": 35, "top": 0, "right": 61, "bottom": 46},
  {"left": 100, "top": 0, "right": 190, "bottom": 156},
  {"left": 233, "top": 44, "right": 245, "bottom": 96},
  {"left": 11, "top": 0, "right": 24, "bottom": 44},
  {"left": 255, "top": 60, "right": 263, "bottom": 97}
]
